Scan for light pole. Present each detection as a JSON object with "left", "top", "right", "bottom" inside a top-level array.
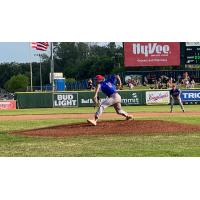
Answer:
[{"left": 115, "top": 52, "right": 122, "bottom": 68}]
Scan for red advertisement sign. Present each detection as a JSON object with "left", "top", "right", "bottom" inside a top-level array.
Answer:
[
  {"left": 0, "top": 100, "right": 16, "bottom": 110},
  {"left": 124, "top": 42, "right": 180, "bottom": 67}
]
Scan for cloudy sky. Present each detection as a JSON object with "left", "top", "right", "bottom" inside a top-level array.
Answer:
[{"left": 0, "top": 42, "right": 122, "bottom": 63}]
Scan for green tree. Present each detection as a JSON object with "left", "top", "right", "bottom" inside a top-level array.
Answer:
[
  {"left": 4, "top": 74, "right": 29, "bottom": 92},
  {"left": 53, "top": 42, "right": 122, "bottom": 80},
  {"left": 0, "top": 43, "right": 124, "bottom": 89}
]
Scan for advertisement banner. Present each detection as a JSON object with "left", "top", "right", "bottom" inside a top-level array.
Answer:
[
  {"left": 146, "top": 91, "right": 170, "bottom": 105},
  {"left": 54, "top": 93, "right": 78, "bottom": 107},
  {"left": 78, "top": 92, "right": 106, "bottom": 107},
  {"left": 119, "top": 91, "right": 145, "bottom": 105},
  {"left": 0, "top": 100, "right": 16, "bottom": 110},
  {"left": 181, "top": 90, "right": 200, "bottom": 102},
  {"left": 124, "top": 42, "right": 180, "bottom": 67},
  {"left": 78, "top": 91, "right": 145, "bottom": 107}
]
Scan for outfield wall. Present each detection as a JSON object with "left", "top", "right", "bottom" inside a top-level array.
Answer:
[
  {"left": 15, "top": 92, "right": 53, "bottom": 108},
  {"left": 15, "top": 89, "right": 200, "bottom": 109}
]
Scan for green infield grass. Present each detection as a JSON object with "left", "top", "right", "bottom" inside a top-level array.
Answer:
[{"left": 0, "top": 105, "right": 200, "bottom": 156}]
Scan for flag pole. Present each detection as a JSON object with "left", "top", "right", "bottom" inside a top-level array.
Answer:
[
  {"left": 50, "top": 42, "right": 55, "bottom": 108},
  {"left": 39, "top": 54, "right": 42, "bottom": 91},
  {"left": 29, "top": 43, "right": 33, "bottom": 92},
  {"left": 50, "top": 42, "right": 54, "bottom": 92}
]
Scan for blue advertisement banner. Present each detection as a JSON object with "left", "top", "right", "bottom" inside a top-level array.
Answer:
[{"left": 181, "top": 90, "right": 200, "bottom": 102}]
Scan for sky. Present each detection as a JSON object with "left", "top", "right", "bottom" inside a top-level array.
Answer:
[
  {"left": 0, "top": 42, "right": 50, "bottom": 63},
  {"left": 0, "top": 42, "right": 122, "bottom": 63}
]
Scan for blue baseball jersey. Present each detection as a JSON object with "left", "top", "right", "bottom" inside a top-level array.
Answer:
[
  {"left": 170, "top": 88, "right": 181, "bottom": 97},
  {"left": 100, "top": 75, "right": 117, "bottom": 97}
]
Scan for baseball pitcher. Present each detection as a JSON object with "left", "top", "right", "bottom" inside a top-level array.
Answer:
[
  {"left": 87, "top": 74, "right": 133, "bottom": 126},
  {"left": 170, "top": 84, "right": 184, "bottom": 113}
]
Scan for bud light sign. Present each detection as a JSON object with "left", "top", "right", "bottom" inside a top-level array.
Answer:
[
  {"left": 54, "top": 93, "right": 78, "bottom": 107},
  {"left": 124, "top": 42, "right": 180, "bottom": 67},
  {"left": 181, "top": 90, "right": 200, "bottom": 102}
]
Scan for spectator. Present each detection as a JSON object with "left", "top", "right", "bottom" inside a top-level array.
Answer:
[
  {"left": 154, "top": 80, "right": 159, "bottom": 89},
  {"left": 158, "top": 79, "right": 164, "bottom": 89},
  {"left": 191, "top": 79, "right": 195, "bottom": 88},
  {"left": 183, "top": 72, "right": 190, "bottom": 83},
  {"left": 185, "top": 79, "right": 190, "bottom": 89},
  {"left": 177, "top": 74, "right": 182, "bottom": 83},
  {"left": 167, "top": 78, "right": 173, "bottom": 88},
  {"left": 87, "top": 79, "right": 94, "bottom": 90},
  {"left": 143, "top": 76, "right": 148, "bottom": 86},
  {"left": 127, "top": 79, "right": 134, "bottom": 89}
]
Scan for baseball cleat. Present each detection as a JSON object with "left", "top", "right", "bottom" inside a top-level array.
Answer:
[
  {"left": 126, "top": 115, "right": 133, "bottom": 120},
  {"left": 182, "top": 110, "right": 185, "bottom": 112},
  {"left": 87, "top": 119, "right": 97, "bottom": 126}
]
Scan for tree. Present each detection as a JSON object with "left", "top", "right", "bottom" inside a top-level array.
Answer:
[
  {"left": 53, "top": 42, "right": 122, "bottom": 80},
  {"left": 0, "top": 42, "right": 124, "bottom": 89},
  {"left": 4, "top": 74, "right": 29, "bottom": 92}
]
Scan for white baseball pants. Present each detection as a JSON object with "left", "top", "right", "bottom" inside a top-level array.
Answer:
[{"left": 95, "top": 93, "right": 128, "bottom": 119}]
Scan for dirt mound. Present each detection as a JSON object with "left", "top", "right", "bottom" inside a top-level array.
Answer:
[{"left": 14, "top": 120, "right": 200, "bottom": 137}]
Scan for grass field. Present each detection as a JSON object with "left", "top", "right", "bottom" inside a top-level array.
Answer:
[
  {"left": 0, "top": 104, "right": 200, "bottom": 115},
  {"left": 0, "top": 105, "right": 200, "bottom": 156}
]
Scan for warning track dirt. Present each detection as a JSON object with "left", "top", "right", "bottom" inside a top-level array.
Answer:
[{"left": 0, "top": 111, "right": 200, "bottom": 121}]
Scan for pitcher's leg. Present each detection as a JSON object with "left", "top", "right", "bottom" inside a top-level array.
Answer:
[
  {"left": 113, "top": 102, "right": 128, "bottom": 117},
  {"left": 88, "top": 98, "right": 111, "bottom": 126},
  {"left": 95, "top": 97, "right": 113, "bottom": 119},
  {"left": 113, "top": 93, "right": 133, "bottom": 120}
]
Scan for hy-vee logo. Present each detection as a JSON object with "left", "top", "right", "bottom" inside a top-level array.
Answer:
[{"left": 132, "top": 43, "right": 170, "bottom": 57}]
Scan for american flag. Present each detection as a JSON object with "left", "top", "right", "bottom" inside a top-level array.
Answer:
[{"left": 31, "top": 42, "right": 49, "bottom": 51}]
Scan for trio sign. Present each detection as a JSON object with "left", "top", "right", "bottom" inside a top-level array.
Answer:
[{"left": 181, "top": 90, "right": 200, "bottom": 102}]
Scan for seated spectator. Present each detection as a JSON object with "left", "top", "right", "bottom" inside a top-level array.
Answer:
[
  {"left": 154, "top": 80, "right": 159, "bottom": 89},
  {"left": 191, "top": 79, "right": 195, "bottom": 88},
  {"left": 160, "top": 75, "right": 169, "bottom": 84},
  {"left": 87, "top": 79, "right": 94, "bottom": 90},
  {"left": 177, "top": 74, "right": 182, "bottom": 83},
  {"left": 131, "top": 77, "right": 136, "bottom": 86},
  {"left": 167, "top": 80, "right": 173, "bottom": 88},
  {"left": 158, "top": 81, "right": 164, "bottom": 89},
  {"left": 127, "top": 79, "right": 134, "bottom": 89},
  {"left": 185, "top": 79, "right": 190, "bottom": 89},
  {"left": 176, "top": 80, "right": 180, "bottom": 86},
  {"left": 183, "top": 72, "right": 190, "bottom": 82},
  {"left": 143, "top": 76, "right": 148, "bottom": 86}
]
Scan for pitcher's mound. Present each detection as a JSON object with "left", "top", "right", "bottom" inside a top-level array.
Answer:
[{"left": 14, "top": 120, "right": 200, "bottom": 137}]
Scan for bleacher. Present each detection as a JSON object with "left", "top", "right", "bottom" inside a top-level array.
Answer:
[
  {"left": 64, "top": 70, "right": 200, "bottom": 91},
  {"left": 0, "top": 88, "right": 14, "bottom": 100}
]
